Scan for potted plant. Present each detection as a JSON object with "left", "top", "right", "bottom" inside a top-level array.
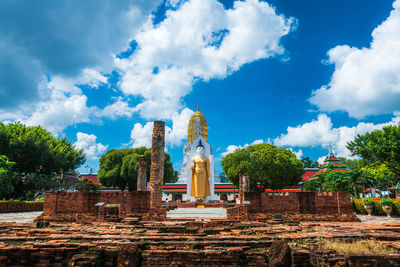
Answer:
[
  {"left": 381, "top": 198, "right": 393, "bottom": 217},
  {"left": 362, "top": 197, "right": 374, "bottom": 216}
]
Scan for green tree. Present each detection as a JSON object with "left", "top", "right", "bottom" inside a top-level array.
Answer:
[
  {"left": 98, "top": 147, "right": 178, "bottom": 191},
  {"left": 304, "top": 178, "right": 321, "bottom": 192},
  {"left": 347, "top": 123, "right": 400, "bottom": 182},
  {"left": 362, "top": 162, "right": 396, "bottom": 189},
  {"left": 77, "top": 178, "right": 100, "bottom": 192},
  {"left": 320, "top": 169, "right": 354, "bottom": 192},
  {"left": 0, "top": 155, "right": 15, "bottom": 199},
  {"left": 221, "top": 143, "right": 304, "bottom": 190},
  {"left": 0, "top": 122, "right": 85, "bottom": 199},
  {"left": 0, "top": 122, "right": 85, "bottom": 174},
  {"left": 338, "top": 158, "right": 373, "bottom": 196},
  {"left": 301, "top": 157, "right": 321, "bottom": 168}
]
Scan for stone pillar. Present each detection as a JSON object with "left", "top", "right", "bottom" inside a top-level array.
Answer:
[
  {"left": 239, "top": 173, "right": 250, "bottom": 203},
  {"left": 149, "top": 121, "right": 165, "bottom": 209},
  {"left": 137, "top": 157, "right": 147, "bottom": 191}
]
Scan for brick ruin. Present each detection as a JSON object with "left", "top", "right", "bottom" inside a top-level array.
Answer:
[
  {"left": 1, "top": 218, "right": 400, "bottom": 266},
  {"left": 3, "top": 120, "right": 400, "bottom": 266},
  {"left": 39, "top": 120, "right": 357, "bottom": 223},
  {"left": 137, "top": 157, "right": 147, "bottom": 191},
  {"left": 149, "top": 120, "right": 165, "bottom": 210},
  {"left": 246, "top": 191, "right": 353, "bottom": 215},
  {"left": 42, "top": 191, "right": 150, "bottom": 222}
]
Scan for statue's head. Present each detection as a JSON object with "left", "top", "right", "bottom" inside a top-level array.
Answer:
[{"left": 196, "top": 140, "right": 204, "bottom": 155}]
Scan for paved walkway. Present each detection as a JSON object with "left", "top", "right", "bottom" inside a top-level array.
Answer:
[
  {"left": 0, "top": 211, "right": 42, "bottom": 223},
  {"left": 357, "top": 214, "right": 400, "bottom": 224},
  {"left": 1, "top": 211, "right": 400, "bottom": 223},
  {"left": 167, "top": 208, "right": 227, "bottom": 218}
]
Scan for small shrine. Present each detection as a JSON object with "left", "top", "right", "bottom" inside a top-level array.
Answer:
[{"left": 310, "top": 145, "right": 349, "bottom": 179}]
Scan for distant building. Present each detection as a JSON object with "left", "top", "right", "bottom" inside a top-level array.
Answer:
[
  {"left": 80, "top": 169, "right": 317, "bottom": 201},
  {"left": 309, "top": 146, "right": 349, "bottom": 179}
]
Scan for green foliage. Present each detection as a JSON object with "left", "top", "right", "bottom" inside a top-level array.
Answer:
[
  {"left": 347, "top": 123, "right": 400, "bottom": 181},
  {"left": 0, "top": 122, "right": 85, "bottom": 200},
  {"left": 0, "top": 155, "right": 15, "bottom": 199},
  {"left": 221, "top": 143, "right": 304, "bottom": 190},
  {"left": 381, "top": 198, "right": 393, "bottom": 206},
  {"left": 0, "top": 122, "right": 85, "bottom": 174},
  {"left": 353, "top": 198, "right": 400, "bottom": 216},
  {"left": 362, "top": 162, "right": 396, "bottom": 188},
  {"left": 362, "top": 197, "right": 373, "bottom": 206},
  {"left": 77, "top": 178, "right": 100, "bottom": 192},
  {"left": 320, "top": 169, "right": 353, "bottom": 192},
  {"left": 305, "top": 167, "right": 353, "bottom": 193},
  {"left": 304, "top": 178, "right": 321, "bottom": 191},
  {"left": 98, "top": 147, "right": 177, "bottom": 191},
  {"left": 301, "top": 157, "right": 321, "bottom": 168}
]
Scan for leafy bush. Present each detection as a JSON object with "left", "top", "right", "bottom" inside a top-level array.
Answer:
[
  {"left": 381, "top": 198, "right": 393, "bottom": 206},
  {"left": 77, "top": 178, "right": 100, "bottom": 192},
  {"left": 352, "top": 198, "right": 367, "bottom": 214},
  {"left": 304, "top": 178, "right": 321, "bottom": 191},
  {"left": 362, "top": 197, "right": 373, "bottom": 206},
  {"left": 352, "top": 198, "right": 400, "bottom": 216},
  {"left": 0, "top": 200, "right": 43, "bottom": 213}
]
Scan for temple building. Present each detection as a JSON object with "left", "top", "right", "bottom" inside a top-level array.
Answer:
[
  {"left": 175, "top": 107, "right": 217, "bottom": 201},
  {"left": 81, "top": 119, "right": 348, "bottom": 200},
  {"left": 309, "top": 145, "right": 349, "bottom": 179}
]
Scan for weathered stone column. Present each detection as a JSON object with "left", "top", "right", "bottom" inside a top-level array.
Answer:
[
  {"left": 137, "top": 157, "right": 147, "bottom": 191},
  {"left": 239, "top": 173, "right": 250, "bottom": 203},
  {"left": 149, "top": 121, "right": 165, "bottom": 209}
]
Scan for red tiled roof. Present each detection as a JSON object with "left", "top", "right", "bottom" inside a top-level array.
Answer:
[
  {"left": 302, "top": 170, "right": 319, "bottom": 181},
  {"left": 81, "top": 175, "right": 99, "bottom": 184}
]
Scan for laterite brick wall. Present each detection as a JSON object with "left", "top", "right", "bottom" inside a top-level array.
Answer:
[
  {"left": 244, "top": 191, "right": 353, "bottom": 215},
  {"left": 43, "top": 191, "right": 150, "bottom": 215}
]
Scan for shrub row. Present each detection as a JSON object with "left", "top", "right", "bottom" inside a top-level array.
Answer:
[
  {"left": 0, "top": 200, "right": 44, "bottom": 213},
  {"left": 352, "top": 198, "right": 400, "bottom": 216}
]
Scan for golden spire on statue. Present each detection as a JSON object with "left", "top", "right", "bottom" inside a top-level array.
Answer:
[{"left": 188, "top": 105, "right": 208, "bottom": 143}]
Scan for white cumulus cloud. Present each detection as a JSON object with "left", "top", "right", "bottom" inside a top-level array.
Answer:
[
  {"left": 98, "top": 97, "right": 136, "bottom": 120},
  {"left": 274, "top": 114, "right": 400, "bottom": 158},
  {"left": 310, "top": 0, "right": 400, "bottom": 118},
  {"left": 117, "top": 0, "right": 295, "bottom": 119},
  {"left": 0, "top": 0, "right": 160, "bottom": 111},
  {"left": 221, "top": 139, "right": 268, "bottom": 156},
  {"left": 130, "top": 108, "right": 194, "bottom": 148},
  {"left": 0, "top": 72, "right": 134, "bottom": 135},
  {"left": 75, "top": 132, "right": 108, "bottom": 160}
]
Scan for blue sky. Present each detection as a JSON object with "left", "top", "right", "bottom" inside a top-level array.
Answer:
[{"left": 1, "top": 0, "right": 399, "bottom": 175}]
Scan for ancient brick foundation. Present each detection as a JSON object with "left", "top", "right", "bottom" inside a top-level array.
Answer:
[
  {"left": 226, "top": 191, "right": 359, "bottom": 221},
  {"left": 0, "top": 240, "right": 399, "bottom": 267},
  {"left": 245, "top": 191, "right": 353, "bottom": 215},
  {"left": 43, "top": 191, "right": 150, "bottom": 219}
]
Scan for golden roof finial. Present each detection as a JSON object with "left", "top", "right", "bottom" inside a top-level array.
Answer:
[{"left": 196, "top": 104, "right": 200, "bottom": 111}]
